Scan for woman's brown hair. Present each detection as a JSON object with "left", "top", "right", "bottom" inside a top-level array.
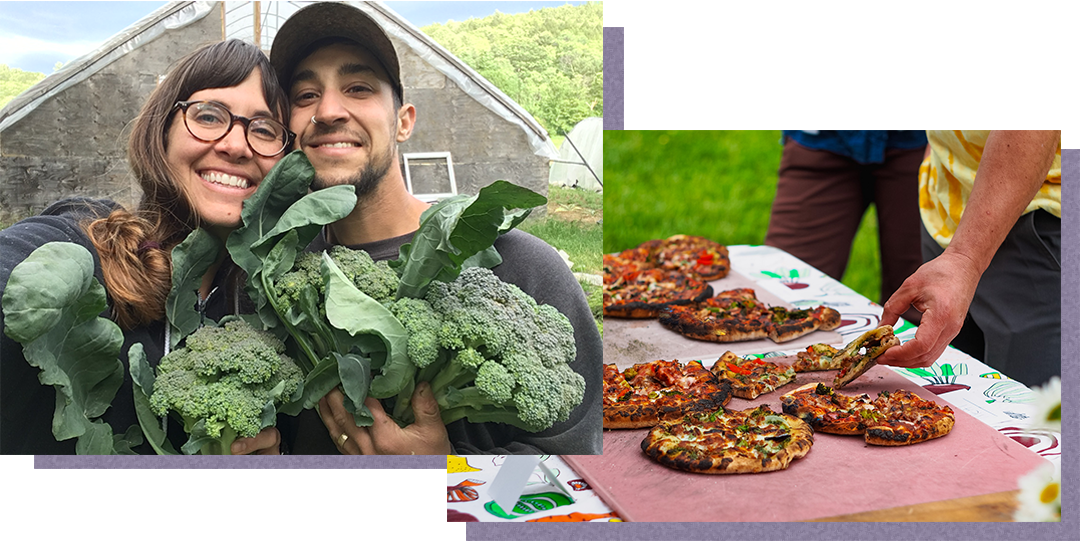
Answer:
[{"left": 86, "top": 39, "right": 289, "bottom": 329}]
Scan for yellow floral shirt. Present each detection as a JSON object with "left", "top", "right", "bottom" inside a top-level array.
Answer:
[{"left": 918, "top": 130, "right": 1061, "bottom": 248}]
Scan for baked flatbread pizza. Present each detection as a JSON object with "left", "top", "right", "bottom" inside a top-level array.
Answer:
[
  {"left": 711, "top": 351, "right": 796, "bottom": 399},
  {"left": 864, "top": 389, "right": 955, "bottom": 446},
  {"left": 640, "top": 405, "right": 814, "bottom": 474},
  {"left": 780, "top": 383, "right": 955, "bottom": 445},
  {"left": 792, "top": 343, "right": 842, "bottom": 372},
  {"left": 659, "top": 288, "right": 841, "bottom": 344},
  {"left": 780, "top": 383, "right": 879, "bottom": 435},
  {"left": 603, "top": 360, "right": 734, "bottom": 429},
  {"left": 636, "top": 235, "right": 731, "bottom": 281},
  {"left": 602, "top": 266, "right": 713, "bottom": 319},
  {"left": 603, "top": 235, "right": 729, "bottom": 318}
]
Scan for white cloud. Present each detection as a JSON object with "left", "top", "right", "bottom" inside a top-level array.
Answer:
[{"left": 0, "top": 32, "right": 103, "bottom": 71}]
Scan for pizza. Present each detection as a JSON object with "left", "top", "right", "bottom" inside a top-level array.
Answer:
[
  {"left": 864, "top": 389, "right": 955, "bottom": 446},
  {"left": 603, "top": 266, "right": 713, "bottom": 319},
  {"left": 787, "top": 326, "right": 901, "bottom": 386},
  {"left": 711, "top": 351, "right": 796, "bottom": 399},
  {"left": 658, "top": 288, "right": 841, "bottom": 344},
  {"left": 831, "top": 326, "right": 901, "bottom": 388},
  {"left": 792, "top": 343, "right": 842, "bottom": 372},
  {"left": 780, "top": 383, "right": 879, "bottom": 435},
  {"left": 636, "top": 235, "right": 731, "bottom": 281},
  {"left": 640, "top": 405, "right": 814, "bottom": 474},
  {"left": 603, "top": 235, "right": 729, "bottom": 318},
  {"left": 603, "top": 359, "right": 734, "bottom": 429},
  {"left": 780, "top": 383, "right": 955, "bottom": 445}
]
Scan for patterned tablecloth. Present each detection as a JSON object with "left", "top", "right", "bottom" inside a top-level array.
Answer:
[{"left": 446, "top": 245, "right": 1061, "bottom": 522}]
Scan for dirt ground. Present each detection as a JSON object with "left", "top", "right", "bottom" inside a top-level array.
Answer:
[{"left": 549, "top": 204, "right": 602, "bottom": 225}]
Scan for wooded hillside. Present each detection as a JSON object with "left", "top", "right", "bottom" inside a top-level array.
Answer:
[{"left": 0, "top": 65, "right": 46, "bottom": 109}]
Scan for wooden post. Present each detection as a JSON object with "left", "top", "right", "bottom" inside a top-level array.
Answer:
[{"left": 253, "top": 1, "right": 262, "bottom": 48}]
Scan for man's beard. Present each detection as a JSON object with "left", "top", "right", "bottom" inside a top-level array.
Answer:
[{"left": 312, "top": 145, "right": 393, "bottom": 199}]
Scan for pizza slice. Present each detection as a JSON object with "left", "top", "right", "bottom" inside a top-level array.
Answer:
[
  {"left": 659, "top": 288, "right": 773, "bottom": 342},
  {"left": 864, "top": 389, "right": 955, "bottom": 446},
  {"left": 792, "top": 343, "right": 842, "bottom": 372},
  {"left": 781, "top": 384, "right": 955, "bottom": 445},
  {"left": 766, "top": 305, "right": 842, "bottom": 343},
  {"left": 780, "top": 382, "right": 880, "bottom": 435},
  {"left": 711, "top": 351, "right": 796, "bottom": 399},
  {"left": 603, "top": 267, "right": 713, "bottom": 318},
  {"left": 832, "top": 325, "right": 901, "bottom": 389},
  {"left": 602, "top": 360, "right": 734, "bottom": 429},
  {"left": 659, "top": 288, "right": 842, "bottom": 345}
]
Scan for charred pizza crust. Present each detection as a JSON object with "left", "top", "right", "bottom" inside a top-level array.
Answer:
[
  {"left": 641, "top": 405, "right": 814, "bottom": 474},
  {"left": 603, "top": 265, "right": 713, "bottom": 319},
  {"left": 711, "top": 351, "right": 796, "bottom": 399},
  {"left": 603, "top": 360, "right": 734, "bottom": 429},
  {"left": 659, "top": 288, "right": 841, "bottom": 344}
]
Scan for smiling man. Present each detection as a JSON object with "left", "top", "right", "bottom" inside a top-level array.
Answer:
[{"left": 269, "top": 2, "right": 602, "bottom": 456}]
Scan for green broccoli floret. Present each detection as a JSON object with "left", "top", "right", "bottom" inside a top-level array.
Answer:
[
  {"left": 327, "top": 246, "right": 399, "bottom": 303},
  {"left": 391, "top": 267, "right": 583, "bottom": 432},
  {"left": 386, "top": 297, "right": 443, "bottom": 368},
  {"left": 277, "top": 247, "right": 400, "bottom": 309},
  {"left": 148, "top": 319, "right": 303, "bottom": 454}
]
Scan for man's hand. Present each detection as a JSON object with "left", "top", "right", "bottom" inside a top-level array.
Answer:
[
  {"left": 876, "top": 250, "right": 982, "bottom": 369},
  {"left": 318, "top": 382, "right": 452, "bottom": 455}
]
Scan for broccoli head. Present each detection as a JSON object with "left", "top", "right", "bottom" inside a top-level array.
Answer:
[
  {"left": 276, "top": 246, "right": 400, "bottom": 311},
  {"left": 386, "top": 296, "right": 443, "bottom": 368},
  {"left": 392, "top": 267, "right": 583, "bottom": 432},
  {"left": 148, "top": 319, "right": 303, "bottom": 454}
]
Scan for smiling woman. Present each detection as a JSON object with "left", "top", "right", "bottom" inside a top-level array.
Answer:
[{"left": 0, "top": 38, "right": 292, "bottom": 455}]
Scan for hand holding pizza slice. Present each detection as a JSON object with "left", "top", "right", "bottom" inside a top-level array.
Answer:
[{"left": 788, "top": 325, "right": 901, "bottom": 388}]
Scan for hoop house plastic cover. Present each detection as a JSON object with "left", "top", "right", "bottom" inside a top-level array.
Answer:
[{"left": 549, "top": 117, "right": 603, "bottom": 191}]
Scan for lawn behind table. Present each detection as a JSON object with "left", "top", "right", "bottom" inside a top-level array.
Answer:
[{"left": 603, "top": 130, "right": 884, "bottom": 304}]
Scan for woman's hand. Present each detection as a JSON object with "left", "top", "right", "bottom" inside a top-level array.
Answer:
[{"left": 230, "top": 427, "right": 282, "bottom": 455}]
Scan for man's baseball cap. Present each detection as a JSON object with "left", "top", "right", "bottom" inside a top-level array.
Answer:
[{"left": 270, "top": 2, "right": 403, "bottom": 101}]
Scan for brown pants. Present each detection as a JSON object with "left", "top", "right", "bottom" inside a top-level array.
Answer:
[{"left": 764, "top": 139, "right": 924, "bottom": 305}]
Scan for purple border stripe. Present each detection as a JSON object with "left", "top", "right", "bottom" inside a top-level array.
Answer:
[{"left": 603, "top": 27, "right": 623, "bottom": 130}]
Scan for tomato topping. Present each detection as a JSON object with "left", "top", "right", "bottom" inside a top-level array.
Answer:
[
  {"left": 726, "top": 362, "right": 752, "bottom": 376},
  {"left": 696, "top": 251, "right": 714, "bottom": 266}
]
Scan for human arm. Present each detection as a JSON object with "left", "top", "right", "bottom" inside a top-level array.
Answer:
[
  {"left": 230, "top": 427, "right": 283, "bottom": 455},
  {"left": 878, "top": 130, "right": 1060, "bottom": 368}
]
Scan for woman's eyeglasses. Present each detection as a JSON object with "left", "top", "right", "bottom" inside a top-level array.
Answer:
[{"left": 173, "top": 100, "right": 294, "bottom": 157}]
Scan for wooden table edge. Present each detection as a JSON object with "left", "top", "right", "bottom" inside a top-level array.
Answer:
[{"left": 806, "top": 489, "right": 1021, "bottom": 522}]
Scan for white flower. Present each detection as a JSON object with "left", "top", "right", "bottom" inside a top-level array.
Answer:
[
  {"left": 1028, "top": 376, "right": 1061, "bottom": 432},
  {"left": 1013, "top": 461, "right": 1061, "bottom": 522}
]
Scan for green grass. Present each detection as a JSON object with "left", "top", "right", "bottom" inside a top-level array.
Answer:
[
  {"left": 518, "top": 184, "right": 603, "bottom": 333},
  {"left": 604, "top": 130, "right": 883, "bottom": 303}
]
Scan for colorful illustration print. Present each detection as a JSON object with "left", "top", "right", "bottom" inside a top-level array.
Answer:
[
  {"left": 526, "top": 512, "right": 621, "bottom": 522},
  {"left": 448, "top": 479, "right": 485, "bottom": 503},
  {"left": 984, "top": 380, "right": 1036, "bottom": 404},
  {"left": 567, "top": 479, "right": 590, "bottom": 491},
  {"left": 447, "top": 455, "right": 481, "bottom": 473},
  {"left": 484, "top": 492, "right": 575, "bottom": 519},
  {"left": 896, "top": 363, "right": 971, "bottom": 395}
]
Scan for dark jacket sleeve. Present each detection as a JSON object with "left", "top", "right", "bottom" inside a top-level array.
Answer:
[{"left": 0, "top": 199, "right": 166, "bottom": 455}]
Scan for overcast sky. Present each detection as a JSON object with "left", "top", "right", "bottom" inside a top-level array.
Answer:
[{"left": 0, "top": 1, "right": 587, "bottom": 74}]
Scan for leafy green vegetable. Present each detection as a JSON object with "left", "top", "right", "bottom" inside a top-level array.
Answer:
[
  {"left": 134, "top": 319, "right": 303, "bottom": 455},
  {"left": 1, "top": 242, "right": 129, "bottom": 454},
  {"left": 392, "top": 180, "right": 545, "bottom": 299}
]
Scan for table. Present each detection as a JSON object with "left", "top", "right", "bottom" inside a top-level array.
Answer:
[{"left": 446, "top": 245, "right": 1060, "bottom": 522}]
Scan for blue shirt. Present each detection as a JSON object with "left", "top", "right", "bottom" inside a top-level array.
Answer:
[{"left": 783, "top": 130, "right": 927, "bottom": 165}]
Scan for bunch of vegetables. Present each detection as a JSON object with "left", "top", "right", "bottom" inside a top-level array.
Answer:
[
  {"left": 1, "top": 151, "right": 583, "bottom": 454},
  {"left": 226, "top": 152, "right": 584, "bottom": 432}
]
